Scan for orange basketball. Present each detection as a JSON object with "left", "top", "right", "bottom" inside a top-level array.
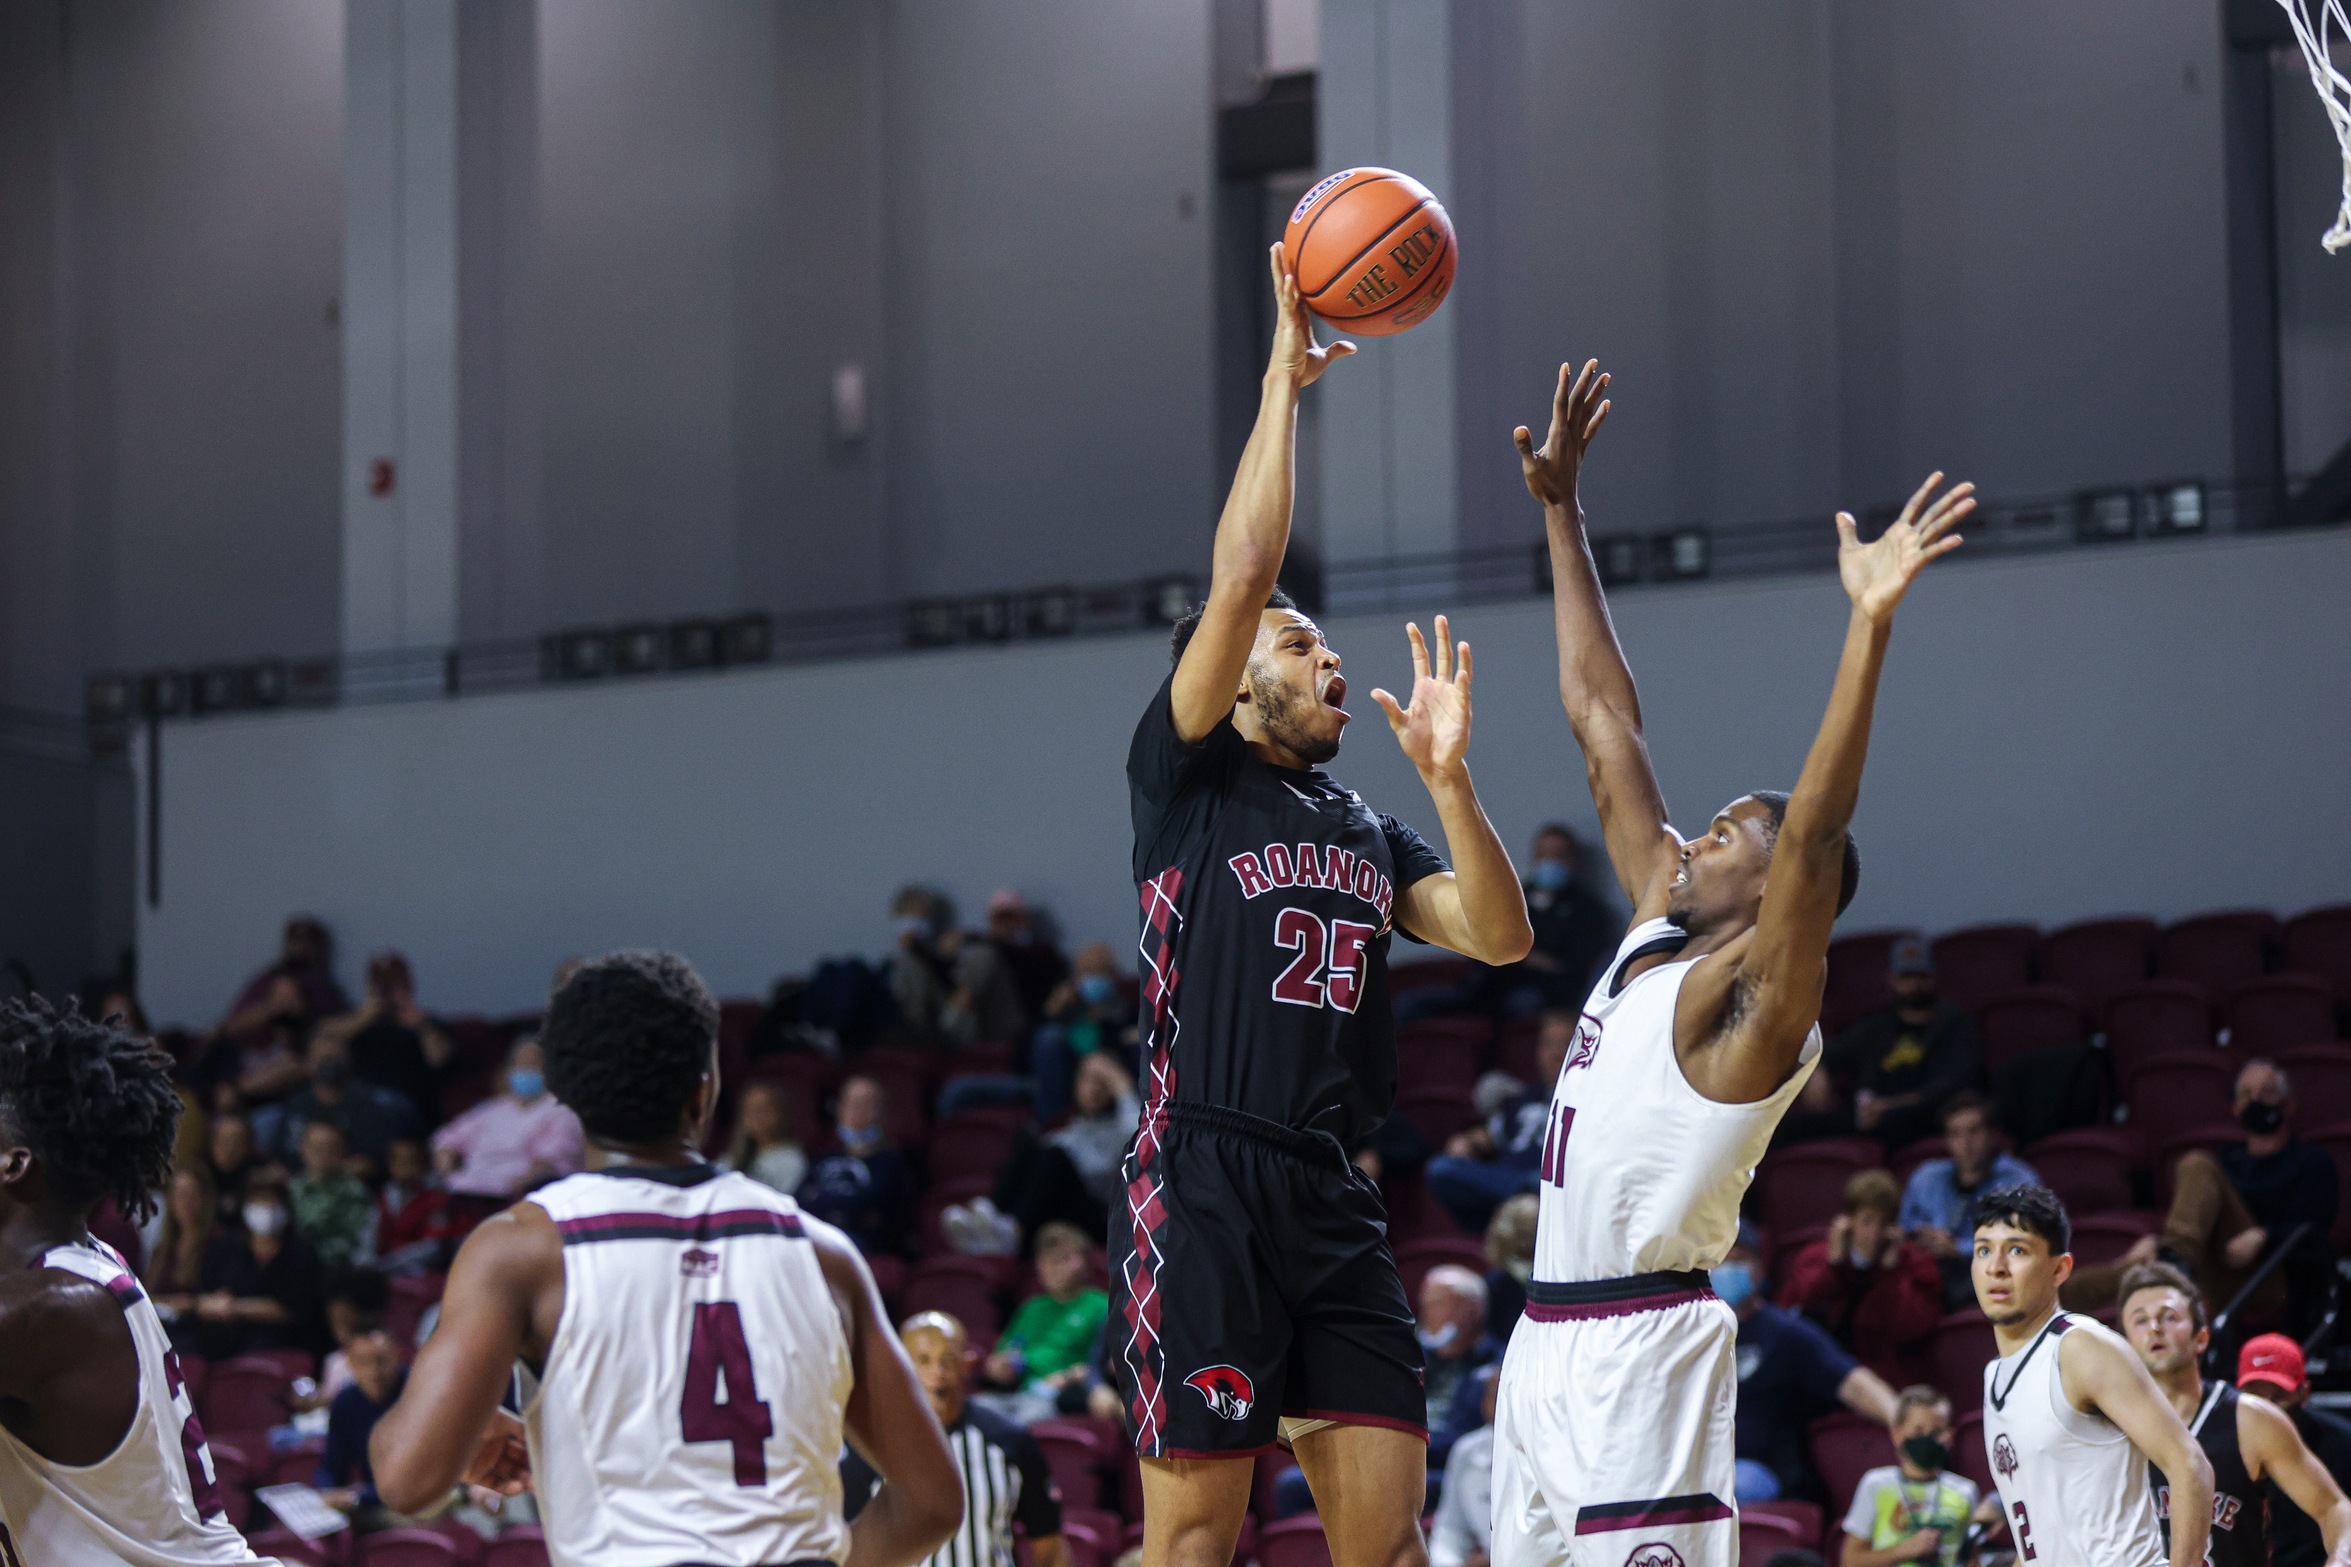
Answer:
[{"left": 1282, "top": 167, "right": 1457, "bottom": 337}]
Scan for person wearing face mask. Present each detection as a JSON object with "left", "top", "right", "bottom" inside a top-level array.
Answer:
[
  {"left": 430, "top": 1039, "right": 585, "bottom": 1201},
  {"left": 1422, "top": 1266, "right": 1505, "bottom": 1468},
  {"left": 1433, "top": 826, "right": 1620, "bottom": 1022},
  {"left": 1838, "top": 1388, "right": 1996, "bottom": 1567},
  {"left": 256, "top": 1033, "right": 421, "bottom": 1177},
  {"left": 188, "top": 1170, "right": 329, "bottom": 1360},
  {"left": 1714, "top": 1225, "right": 1900, "bottom": 1503},
  {"left": 1028, "top": 942, "right": 1137, "bottom": 1124},
  {"left": 1823, "top": 937, "right": 1984, "bottom": 1155},
  {"left": 1778, "top": 1169, "right": 1944, "bottom": 1386},
  {"left": 797, "top": 1074, "right": 915, "bottom": 1258},
  {"left": 885, "top": 885, "right": 957, "bottom": 1035}
]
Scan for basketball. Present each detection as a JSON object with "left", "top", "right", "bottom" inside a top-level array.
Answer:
[{"left": 1282, "top": 166, "right": 1457, "bottom": 337}]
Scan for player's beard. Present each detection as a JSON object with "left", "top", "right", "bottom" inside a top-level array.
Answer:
[{"left": 1250, "top": 669, "right": 1341, "bottom": 765}]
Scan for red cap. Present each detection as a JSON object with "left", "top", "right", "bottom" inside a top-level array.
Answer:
[{"left": 2238, "top": 1333, "right": 2307, "bottom": 1396}]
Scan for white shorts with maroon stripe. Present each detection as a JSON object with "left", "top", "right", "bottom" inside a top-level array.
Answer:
[{"left": 1490, "top": 1281, "right": 1738, "bottom": 1567}]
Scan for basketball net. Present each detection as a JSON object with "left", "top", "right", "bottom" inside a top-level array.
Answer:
[{"left": 2277, "top": 0, "right": 2351, "bottom": 251}]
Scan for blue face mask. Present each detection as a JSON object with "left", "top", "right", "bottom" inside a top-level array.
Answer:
[
  {"left": 508, "top": 1068, "right": 545, "bottom": 1101},
  {"left": 894, "top": 913, "right": 932, "bottom": 941},
  {"left": 1709, "top": 1260, "right": 1756, "bottom": 1308},
  {"left": 841, "top": 1122, "right": 884, "bottom": 1155},
  {"left": 1077, "top": 974, "right": 1115, "bottom": 1008},
  {"left": 1530, "top": 860, "right": 1571, "bottom": 892}
]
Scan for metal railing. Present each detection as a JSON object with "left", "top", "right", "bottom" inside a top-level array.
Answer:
[{"left": 77, "top": 472, "right": 2332, "bottom": 752}]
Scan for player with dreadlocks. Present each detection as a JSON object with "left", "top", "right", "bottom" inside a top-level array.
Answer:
[{"left": 0, "top": 996, "right": 276, "bottom": 1564}]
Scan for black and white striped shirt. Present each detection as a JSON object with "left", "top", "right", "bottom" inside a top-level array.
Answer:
[{"left": 842, "top": 1404, "right": 1061, "bottom": 1567}]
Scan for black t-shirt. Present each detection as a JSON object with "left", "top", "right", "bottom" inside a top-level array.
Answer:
[
  {"left": 2275, "top": 1403, "right": 2351, "bottom": 1567},
  {"left": 2156, "top": 1383, "right": 2265, "bottom": 1567},
  {"left": 1128, "top": 675, "right": 1447, "bottom": 1143}
]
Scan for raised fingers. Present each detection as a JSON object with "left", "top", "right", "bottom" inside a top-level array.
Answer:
[
  {"left": 1898, "top": 471, "right": 1945, "bottom": 527},
  {"left": 1406, "top": 621, "right": 1431, "bottom": 683},
  {"left": 1456, "top": 639, "right": 1474, "bottom": 691},
  {"left": 1916, "top": 483, "right": 1976, "bottom": 543},
  {"left": 1431, "top": 614, "right": 1453, "bottom": 681}
]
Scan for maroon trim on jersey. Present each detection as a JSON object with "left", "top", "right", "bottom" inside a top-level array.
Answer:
[
  {"left": 1283, "top": 1408, "right": 1430, "bottom": 1442},
  {"left": 556, "top": 1209, "right": 806, "bottom": 1244},
  {"left": 1522, "top": 1285, "right": 1714, "bottom": 1323},
  {"left": 1123, "top": 866, "right": 1186, "bottom": 1456},
  {"left": 1573, "top": 1493, "right": 1735, "bottom": 1534}
]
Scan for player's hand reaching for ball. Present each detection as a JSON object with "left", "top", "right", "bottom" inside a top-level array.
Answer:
[
  {"left": 1515, "top": 359, "right": 1611, "bottom": 510},
  {"left": 1267, "top": 243, "right": 1356, "bottom": 390},
  {"left": 1373, "top": 616, "right": 1473, "bottom": 780},
  {"left": 1838, "top": 471, "right": 1972, "bottom": 623}
]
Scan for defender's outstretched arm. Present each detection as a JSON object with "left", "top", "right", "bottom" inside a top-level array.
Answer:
[
  {"left": 1519, "top": 361, "right": 1676, "bottom": 910},
  {"left": 1169, "top": 246, "right": 1355, "bottom": 742},
  {"left": 1698, "top": 474, "right": 1972, "bottom": 1100}
]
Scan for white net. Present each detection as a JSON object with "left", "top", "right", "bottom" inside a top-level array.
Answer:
[{"left": 2277, "top": 0, "right": 2351, "bottom": 251}]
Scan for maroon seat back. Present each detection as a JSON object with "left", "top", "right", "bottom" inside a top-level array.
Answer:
[
  {"left": 1391, "top": 1086, "right": 1476, "bottom": 1147},
  {"left": 1952, "top": 1410, "right": 1996, "bottom": 1496},
  {"left": 1930, "top": 924, "right": 2040, "bottom": 1011},
  {"left": 2159, "top": 912, "right": 2277, "bottom": 994},
  {"left": 1031, "top": 1418, "right": 1111, "bottom": 1512},
  {"left": 1934, "top": 1311, "right": 1998, "bottom": 1413},
  {"left": 483, "top": 1529, "right": 550, "bottom": 1567},
  {"left": 1978, "top": 987, "right": 2088, "bottom": 1074},
  {"left": 2284, "top": 906, "right": 2351, "bottom": 1009},
  {"left": 2232, "top": 977, "right": 2340, "bottom": 1053},
  {"left": 1754, "top": 1141, "right": 1881, "bottom": 1234},
  {"left": 2020, "top": 1132, "right": 2133, "bottom": 1215},
  {"left": 2042, "top": 918, "right": 2158, "bottom": 1012},
  {"left": 1258, "top": 1516, "right": 1334, "bottom": 1567},
  {"left": 2123, "top": 1057, "right": 2236, "bottom": 1157},
  {"left": 1824, "top": 930, "right": 1913, "bottom": 1036},
  {"left": 1740, "top": 1513, "right": 1809, "bottom": 1567},
  {"left": 358, "top": 1529, "right": 460, "bottom": 1567},
  {"left": 2104, "top": 982, "right": 2218, "bottom": 1081},
  {"left": 927, "top": 1117, "right": 1022, "bottom": 1184},
  {"left": 1391, "top": 1235, "right": 1490, "bottom": 1303},
  {"left": 2068, "top": 1209, "right": 2161, "bottom": 1264},
  {"left": 2277, "top": 1047, "right": 2351, "bottom": 1130},
  {"left": 1808, "top": 1411, "right": 1897, "bottom": 1520}
]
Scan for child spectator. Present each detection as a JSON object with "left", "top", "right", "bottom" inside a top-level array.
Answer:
[
  {"left": 373, "top": 1137, "right": 450, "bottom": 1275},
  {"left": 1778, "top": 1169, "right": 1944, "bottom": 1386},
  {"left": 1839, "top": 1387, "right": 1994, "bottom": 1567},
  {"left": 317, "top": 1323, "right": 408, "bottom": 1531},
  {"left": 291, "top": 1120, "right": 377, "bottom": 1268},
  {"left": 314, "top": 1268, "right": 392, "bottom": 1406},
  {"left": 725, "top": 1080, "right": 808, "bottom": 1196},
  {"left": 980, "top": 1221, "right": 1110, "bottom": 1423}
]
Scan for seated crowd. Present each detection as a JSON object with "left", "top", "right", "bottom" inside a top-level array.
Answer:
[{"left": 87, "top": 871, "right": 2351, "bottom": 1567}]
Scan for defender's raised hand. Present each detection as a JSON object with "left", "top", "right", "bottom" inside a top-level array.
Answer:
[
  {"left": 1837, "top": 471, "right": 1973, "bottom": 623},
  {"left": 1267, "top": 242, "right": 1356, "bottom": 390},
  {"left": 1515, "top": 358, "right": 1612, "bottom": 509},
  {"left": 1372, "top": 616, "right": 1473, "bottom": 779}
]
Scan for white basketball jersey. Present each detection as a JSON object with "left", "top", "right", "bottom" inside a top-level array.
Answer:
[
  {"left": 1980, "top": 1313, "right": 2164, "bottom": 1567},
  {"left": 1533, "top": 918, "right": 1821, "bottom": 1281},
  {"left": 0, "top": 1238, "right": 271, "bottom": 1567},
  {"left": 525, "top": 1167, "right": 854, "bottom": 1567}
]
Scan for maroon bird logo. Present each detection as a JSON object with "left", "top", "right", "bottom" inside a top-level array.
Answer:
[
  {"left": 1564, "top": 1015, "right": 1602, "bottom": 1073},
  {"left": 1993, "top": 1434, "right": 2020, "bottom": 1479},
  {"left": 1184, "top": 1365, "right": 1256, "bottom": 1422},
  {"left": 1624, "top": 1546, "right": 1686, "bottom": 1567}
]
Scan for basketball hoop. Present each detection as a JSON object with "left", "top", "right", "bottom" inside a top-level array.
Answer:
[{"left": 2276, "top": 0, "right": 2351, "bottom": 251}]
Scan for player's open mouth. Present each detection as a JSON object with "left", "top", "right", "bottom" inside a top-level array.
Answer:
[{"left": 1323, "top": 675, "right": 1348, "bottom": 713}]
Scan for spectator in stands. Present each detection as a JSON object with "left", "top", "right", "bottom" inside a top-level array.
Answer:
[
  {"left": 1426, "top": 1012, "right": 1571, "bottom": 1232},
  {"left": 146, "top": 1166, "right": 220, "bottom": 1302},
  {"left": 292, "top": 1120, "right": 376, "bottom": 1268},
  {"left": 1716, "top": 1226, "right": 1901, "bottom": 1502},
  {"left": 844, "top": 1312, "right": 1067, "bottom": 1567},
  {"left": 1494, "top": 825, "right": 1618, "bottom": 1014},
  {"left": 1838, "top": 1386, "right": 1993, "bottom": 1567},
  {"left": 1423, "top": 1265, "right": 1504, "bottom": 1465},
  {"left": 1825, "top": 936, "right": 1983, "bottom": 1153},
  {"left": 1429, "top": 1365, "right": 1501, "bottom": 1567},
  {"left": 372, "top": 1136, "right": 449, "bottom": 1276},
  {"left": 1899, "top": 1093, "right": 2038, "bottom": 1309},
  {"left": 430, "top": 1039, "right": 584, "bottom": 1199},
  {"left": 986, "top": 889, "right": 1071, "bottom": 1026},
  {"left": 885, "top": 884, "right": 957, "bottom": 1035},
  {"left": 725, "top": 1079, "right": 809, "bottom": 1196},
  {"left": 317, "top": 1322, "right": 407, "bottom": 1531},
  {"left": 183, "top": 1169, "right": 328, "bottom": 1361},
  {"left": 1779, "top": 1170, "right": 1944, "bottom": 1385},
  {"left": 313, "top": 952, "right": 454, "bottom": 1126},
  {"left": 312, "top": 1268, "right": 391, "bottom": 1406},
  {"left": 2239, "top": 1333, "right": 2351, "bottom": 1567},
  {"left": 1029, "top": 941, "right": 1137, "bottom": 1123},
  {"left": 797, "top": 1074, "right": 914, "bottom": 1257},
  {"left": 969, "top": 1051, "right": 1141, "bottom": 1256},
  {"left": 980, "top": 1221, "right": 1110, "bottom": 1424},
  {"left": 205, "top": 1108, "right": 268, "bottom": 1225},
  {"left": 256, "top": 1034, "right": 420, "bottom": 1177},
  {"left": 1484, "top": 1191, "right": 1538, "bottom": 1341},
  {"left": 204, "top": 915, "right": 351, "bottom": 1105}
]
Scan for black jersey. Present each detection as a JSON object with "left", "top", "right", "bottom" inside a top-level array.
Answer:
[
  {"left": 1127, "top": 674, "right": 1448, "bottom": 1143},
  {"left": 2158, "top": 1382, "right": 2268, "bottom": 1567}
]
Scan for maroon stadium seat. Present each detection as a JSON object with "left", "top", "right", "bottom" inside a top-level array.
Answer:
[
  {"left": 914, "top": 1177, "right": 994, "bottom": 1256},
  {"left": 1391, "top": 956, "right": 1476, "bottom": 1001},
  {"left": 1395, "top": 1037, "right": 1483, "bottom": 1095},
  {"left": 866, "top": 1252, "right": 908, "bottom": 1315},
  {"left": 1740, "top": 1512, "right": 1810, "bottom": 1567},
  {"left": 1382, "top": 1170, "right": 1470, "bottom": 1242},
  {"left": 2232, "top": 977, "right": 2340, "bottom": 1053},
  {"left": 199, "top": 1357, "right": 296, "bottom": 1445},
  {"left": 1744, "top": 1501, "right": 1825, "bottom": 1555},
  {"left": 1808, "top": 1411, "right": 1898, "bottom": 1520},
  {"left": 1952, "top": 1410, "right": 1996, "bottom": 1497},
  {"left": 271, "top": 1438, "right": 325, "bottom": 1485},
  {"left": 1496, "top": 1017, "right": 1545, "bottom": 1083},
  {"left": 386, "top": 1272, "right": 445, "bottom": 1350},
  {"left": 927, "top": 1115, "right": 1022, "bottom": 1184},
  {"left": 2285, "top": 906, "right": 2351, "bottom": 1009},
  {"left": 2104, "top": 982, "right": 2218, "bottom": 1081},
  {"left": 2068, "top": 1209, "right": 2162, "bottom": 1264},
  {"left": 359, "top": 1530, "right": 460, "bottom": 1567},
  {"left": 483, "top": 1529, "right": 549, "bottom": 1567},
  {"left": 1254, "top": 1453, "right": 1303, "bottom": 1522},
  {"left": 2307, "top": 1124, "right": 2351, "bottom": 1250},
  {"left": 1767, "top": 1224, "right": 1830, "bottom": 1292},
  {"left": 1930, "top": 924, "right": 2040, "bottom": 1011},
  {"left": 2123, "top": 1056, "right": 2236, "bottom": 1157},
  {"left": 1977, "top": 987, "right": 2088, "bottom": 1074},
  {"left": 2021, "top": 1130, "right": 2134, "bottom": 1214},
  {"left": 246, "top": 1529, "right": 332, "bottom": 1567},
  {"left": 1258, "top": 1516, "right": 1334, "bottom": 1567},
  {"left": 1032, "top": 1418, "right": 1113, "bottom": 1512},
  {"left": 1754, "top": 1141, "right": 1881, "bottom": 1234},
  {"left": 1891, "top": 1136, "right": 1949, "bottom": 1189},
  {"left": 1825, "top": 930, "right": 1913, "bottom": 1037},
  {"left": 1934, "top": 1311, "right": 1999, "bottom": 1413},
  {"left": 902, "top": 1271, "right": 1000, "bottom": 1343},
  {"left": 1391, "top": 1086, "right": 1477, "bottom": 1147},
  {"left": 2277, "top": 1047, "right": 2351, "bottom": 1130},
  {"left": 2159, "top": 912, "right": 2278, "bottom": 994},
  {"left": 1058, "top": 1517, "right": 1114, "bottom": 1567},
  {"left": 2041, "top": 918, "right": 2157, "bottom": 1012},
  {"left": 1392, "top": 1235, "right": 1490, "bottom": 1304},
  {"left": 2154, "top": 1127, "right": 2247, "bottom": 1208}
]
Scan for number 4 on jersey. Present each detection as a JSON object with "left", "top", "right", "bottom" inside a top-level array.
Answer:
[
  {"left": 1271, "top": 910, "right": 1378, "bottom": 1013},
  {"left": 682, "top": 1302, "right": 774, "bottom": 1486}
]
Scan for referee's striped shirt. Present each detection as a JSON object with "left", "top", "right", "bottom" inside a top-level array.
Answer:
[{"left": 843, "top": 1403, "right": 1063, "bottom": 1567}]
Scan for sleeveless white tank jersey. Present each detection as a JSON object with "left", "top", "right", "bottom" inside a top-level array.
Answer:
[
  {"left": 1980, "top": 1312, "right": 2164, "bottom": 1567},
  {"left": 0, "top": 1237, "right": 271, "bottom": 1567},
  {"left": 1532, "top": 918, "right": 1821, "bottom": 1283},
  {"left": 524, "top": 1166, "right": 855, "bottom": 1567}
]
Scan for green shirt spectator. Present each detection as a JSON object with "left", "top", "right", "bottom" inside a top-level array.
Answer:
[
  {"left": 292, "top": 1120, "right": 377, "bottom": 1268},
  {"left": 987, "top": 1221, "right": 1108, "bottom": 1394}
]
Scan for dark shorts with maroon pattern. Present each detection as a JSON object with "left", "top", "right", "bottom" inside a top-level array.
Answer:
[{"left": 1107, "top": 1100, "right": 1426, "bottom": 1459}]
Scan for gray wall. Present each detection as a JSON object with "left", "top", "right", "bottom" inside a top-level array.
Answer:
[{"left": 135, "top": 526, "right": 2351, "bottom": 1024}]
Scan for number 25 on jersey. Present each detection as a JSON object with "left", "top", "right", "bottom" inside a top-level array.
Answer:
[{"left": 1271, "top": 910, "right": 1377, "bottom": 1013}]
